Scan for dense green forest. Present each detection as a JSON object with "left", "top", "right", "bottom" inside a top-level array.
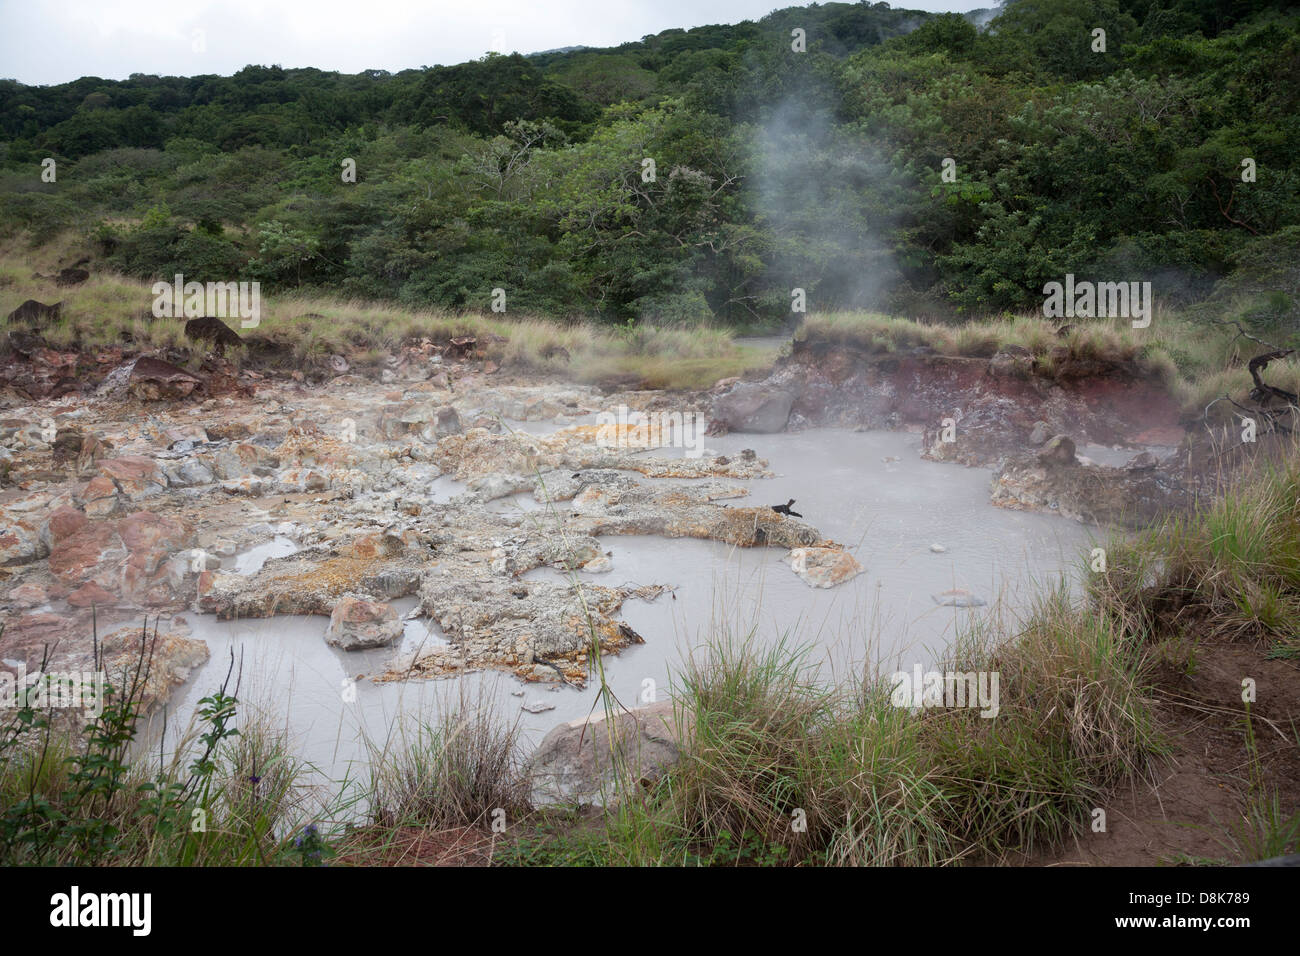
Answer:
[{"left": 1, "top": 0, "right": 1297, "bottom": 326}]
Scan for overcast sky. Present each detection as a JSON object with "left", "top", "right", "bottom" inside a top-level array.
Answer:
[{"left": 1, "top": 0, "right": 983, "bottom": 86}]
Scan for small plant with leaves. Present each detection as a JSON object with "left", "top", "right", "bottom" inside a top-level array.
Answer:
[{"left": 293, "top": 823, "right": 332, "bottom": 867}]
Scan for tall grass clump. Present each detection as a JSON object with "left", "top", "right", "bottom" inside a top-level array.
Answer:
[
  {"left": 365, "top": 690, "right": 530, "bottom": 830},
  {"left": 619, "top": 602, "right": 1160, "bottom": 866},
  {"left": 665, "top": 634, "right": 830, "bottom": 862},
  {"left": 917, "top": 589, "right": 1158, "bottom": 859},
  {"left": 1092, "top": 450, "right": 1300, "bottom": 643}
]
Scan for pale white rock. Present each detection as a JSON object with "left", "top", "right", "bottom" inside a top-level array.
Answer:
[{"left": 788, "top": 547, "right": 863, "bottom": 588}]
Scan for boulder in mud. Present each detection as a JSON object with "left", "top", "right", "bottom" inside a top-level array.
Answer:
[
  {"left": 98, "top": 623, "right": 210, "bottom": 714},
  {"left": 711, "top": 383, "right": 794, "bottom": 433},
  {"left": 1037, "top": 435, "right": 1077, "bottom": 467},
  {"left": 530, "top": 701, "right": 684, "bottom": 806},
  {"left": 991, "top": 454, "right": 1189, "bottom": 528},
  {"left": 788, "top": 547, "right": 864, "bottom": 588},
  {"left": 932, "top": 588, "right": 986, "bottom": 608},
  {"left": 325, "top": 595, "right": 403, "bottom": 650}
]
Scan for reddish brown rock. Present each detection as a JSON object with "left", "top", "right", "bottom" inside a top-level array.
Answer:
[
  {"left": 99, "top": 456, "right": 166, "bottom": 500},
  {"left": 326, "top": 595, "right": 403, "bottom": 650},
  {"left": 68, "top": 581, "right": 118, "bottom": 607},
  {"left": 7, "top": 582, "right": 49, "bottom": 607},
  {"left": 79, "top": 475, "right": 121, "bottom": 517},
  {"left": 118, "top": 511, "right": 188, "bottom": 598},
  {"left": 48, "top": 521, "right": 125, "bottom": 585},
  {"left": 127, "top": 357, "right": 204, "bottom": 402},
  {"left": 45, "top": 506, "right": 88, "bottom": 544},
  {"left": 345, "top": 531, "right": 413, "bottom": 560},
  {"left": 46, "top": 512, "right": 188, "bottom": 603}
]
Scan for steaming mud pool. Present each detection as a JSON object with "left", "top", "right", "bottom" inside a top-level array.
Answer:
[{"left": 152, "top": 425, "right": 1097, "bottom": 784}]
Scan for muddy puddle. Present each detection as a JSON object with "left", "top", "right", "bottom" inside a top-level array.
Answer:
[{"left": 144, "top": 425, "right": 1099, "bottom": 785}]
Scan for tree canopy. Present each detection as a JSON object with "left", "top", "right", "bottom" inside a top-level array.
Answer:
[{"left": 2, "top": 0, "right": 1297, "bottom": 326}]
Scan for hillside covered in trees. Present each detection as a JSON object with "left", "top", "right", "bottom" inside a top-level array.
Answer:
[{"left": 1, "top": 0, "right": 1297, "bottom": 327}]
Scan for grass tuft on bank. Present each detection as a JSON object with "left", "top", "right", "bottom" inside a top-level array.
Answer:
[{"left": 794, "top": 309, "right": 1300, "bottom": 418}]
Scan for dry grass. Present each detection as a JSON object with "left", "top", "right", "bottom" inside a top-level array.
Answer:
[
  {"left": 363, "top": 689, "right": 531, "bottom": 831},
  {"left": 623, "top": 592, "right": 1159, "bottom": 866},
  {"left": 796, "top": 309, "right": 1300, "bottom": 417},
  {"left": 1091, "top": 445, "right": 1300, "bottom": 643},
  {"left": 6, "top": 244, "right": 1296, "bottom": 403},
  {"left": 0, "top": 258, "right": 767, "bottom": 390}
]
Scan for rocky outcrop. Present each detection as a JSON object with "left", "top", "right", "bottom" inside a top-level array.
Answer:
[
  {"left": 739, "top": 337, "right": 1184, "bottom": 467},
  {"left": 0, "top": 490, "right": 56, "bottom": 566},
  {"left": 95, "top": 357, "right": 206, "bottom": 402},
  {"left": 710, "top": 383, "right": 795, "bottom": 433},
  {"left": 392, "top": 575, "right": 666, "bottom": 685},
  {"left": 991, "top": 453, "right": 1191, "bottom": 528},
  {"left": 530, "top": 700, "right": 685, "bottom": 806},
  {"left": 0, "top": 374, "right": 861, "bottom": 697},
  {"left": 199, "top": 547, "right": 424, "bottom": 619},
  {"left": 432, "top": 424, "right": 770, "bottom": 484},
  {"left": 98, "top": 622, "right": 210, "bottom": 714},
  {"left": 46, "top": 510, "right": 190, "bottom": 605},
  {"left": 0, "top": 617, "right": 208, "bottom": 719},
  {"left": 325, "top": 595, "right": 403, "bottom": 650},
  {"left": 98, "top": 456, "right": 167, "bottom": 500},
  {"left": 788, "top": 547, "right": 864, "bottom": 588}
]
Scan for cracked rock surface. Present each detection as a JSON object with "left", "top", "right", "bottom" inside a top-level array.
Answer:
[{"left": 2, "top": 364, "right": 857, "bottom": 701}]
